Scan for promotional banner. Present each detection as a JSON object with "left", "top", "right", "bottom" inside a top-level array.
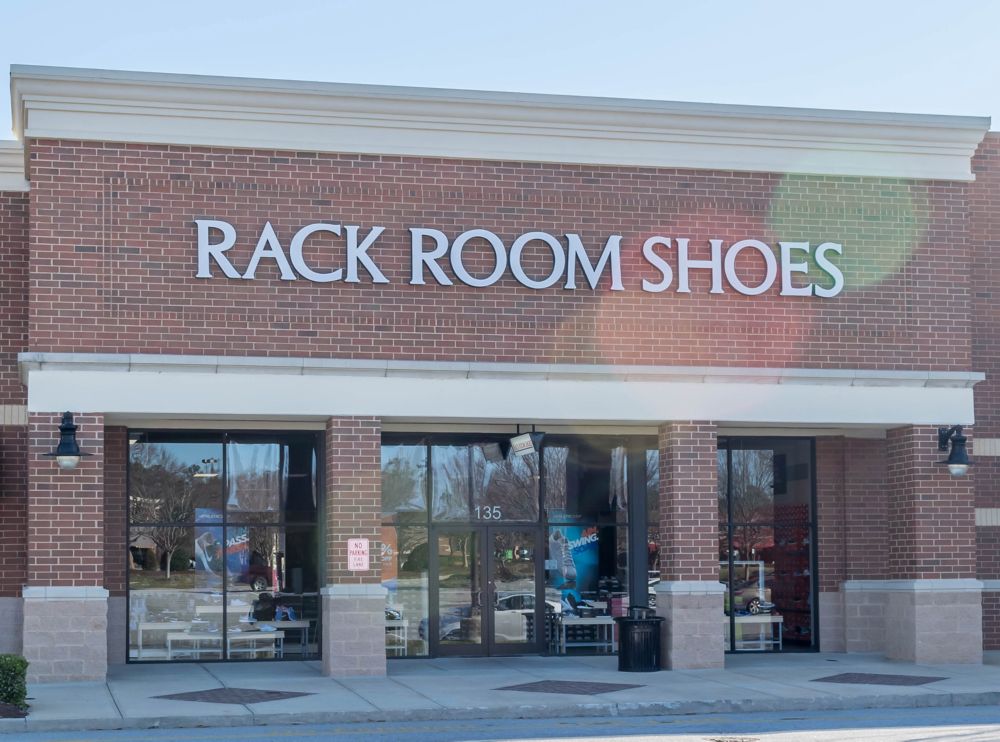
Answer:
[
  {"left": 547, "top": 525, "right": 600, "bottom": 604},
  {"left": 194, "top": 508, "right": 249, "bottom": 588}
]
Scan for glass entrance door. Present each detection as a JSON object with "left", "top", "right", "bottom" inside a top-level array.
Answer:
[
  {"left": 488, "top": 527, "right": 543, "bottom": 655},
  {"left": 431, "top": 526, "right": 542, "bottom": 656},
  {"left": 433, "top": 528, "right": 484, "bottom": 655}
]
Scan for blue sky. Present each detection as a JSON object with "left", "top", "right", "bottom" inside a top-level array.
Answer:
[{"left": 2, "top": 0, "right": 997, "bottom": 139}]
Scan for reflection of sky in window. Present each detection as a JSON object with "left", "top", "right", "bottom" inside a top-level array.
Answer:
[
  {"left": 131, "top": 441, "right": 223, "bottom": 474},
  {"left": 227, "top": 442, "right": 282, "bottom": 511}
]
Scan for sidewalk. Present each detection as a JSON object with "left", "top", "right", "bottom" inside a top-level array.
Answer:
[{"left": 4, "top": 652, "right": 1000, "bottom": 734}]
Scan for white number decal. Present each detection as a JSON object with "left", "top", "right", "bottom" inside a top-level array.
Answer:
[{"left": 474, "top": 505, "right": 502, "bottom": 520}]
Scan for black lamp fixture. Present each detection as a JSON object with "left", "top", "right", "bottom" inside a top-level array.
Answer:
[
  {"left": 43, "top": 412, "right": 91, "bottom": 470},
  {"left": 938, "top": 425, "right": 971, "bottom": 477}
]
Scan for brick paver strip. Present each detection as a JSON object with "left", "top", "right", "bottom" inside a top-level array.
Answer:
[
  {"left": 812, "top": 673, "right": 947, "bottom": 686},
  {"left": 497, "top": 680, "right": 643, "bottom": 695},
  {"left": 153, "top": 688, "right": 314, "bottom": 704}
]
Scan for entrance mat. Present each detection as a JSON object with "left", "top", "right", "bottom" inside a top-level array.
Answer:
[
  {"left": 497, "top": 680, "right": 643, "bottom": 695},
  {"left": 153, "top": 687, "right": 314, "bottom": 705},
  {"left": 812, "top": 672, "right": 947, "bottom": 686}
]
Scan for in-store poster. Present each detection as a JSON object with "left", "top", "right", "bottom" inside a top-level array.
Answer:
[
  {"left": 194, "top": 508, "right": 248, "bottom": 588},
  {"left": 548, "top": 525, "right": 600, "bottom": 604}
]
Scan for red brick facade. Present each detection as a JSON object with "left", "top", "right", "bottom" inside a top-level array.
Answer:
[
  {"left": 0, "top": 191, "right": 28, "bottom": 598},
  {"left": 23, "top": 140, "right": 972, "bottom": 371},
  {"left": 26, "top": 413, "right": 104, "bottom": 587},
  {"left": 658, "top": 422, "right": 718, "bottom": 582},
  {"left": 0, "top": 113, "right": 997, "bottom": 659}
]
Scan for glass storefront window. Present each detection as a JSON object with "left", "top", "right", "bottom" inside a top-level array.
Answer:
[
  {"left": 381, "top": 444, "right": 427, "bottom": 523},
  {"left": 718, "top": 438, "right": 815, "bottom": 652},
  {"left": 381, "top": 525, "right": 429, "bottom": 657},
  {"left": 128, "top": 432, "right": 320, "bottom": 662}
]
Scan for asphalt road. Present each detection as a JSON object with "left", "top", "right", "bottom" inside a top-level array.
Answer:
[{"left": 13, "top": 706, "right": 1000, "bottom": 742}]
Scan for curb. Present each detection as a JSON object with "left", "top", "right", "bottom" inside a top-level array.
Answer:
[{"left": 2, "top": 689, "right": 1000, "bottom": 733}]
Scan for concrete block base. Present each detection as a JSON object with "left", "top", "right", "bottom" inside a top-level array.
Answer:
[
  {"left": 0, "top": 597, "right": 23, "bottom": 655},
  {"left": 22, "top": 587, "right": 108, "bottom": 682},
  {"left": 818, "top": 591, "right": 845, "bottom": 652},
  {"left": 655, "top": 581, "right": 725, "bottom": 669},
  {"left": 844, "top": 579, "right": 983, "bottom": 664},
  {"left": 321, "top": 584, "right": 387, "bottom": 677}
]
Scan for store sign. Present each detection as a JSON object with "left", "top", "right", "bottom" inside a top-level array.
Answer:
[
  {"left": 347, "top": 538, "right": 370, "bottom": 571},
  {"left": 195, "top": 220, "right": 845, "bottom": 297}
]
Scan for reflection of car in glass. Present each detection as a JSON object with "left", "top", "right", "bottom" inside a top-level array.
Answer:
[
  {"left": 721, "top": 560, "right": 773, "bottom": 614},
  {"left": 493, "top": 592, "right": 561, "bottom": 642}
]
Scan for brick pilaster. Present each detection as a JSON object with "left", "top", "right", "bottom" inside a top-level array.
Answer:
[
  {"left": 24, "top": 412, "right": 108, "bottom": 681},
  {"left": 322, "top": 416, "right": 385, "bottom": 677},
  {"left": 655, "top": 421, "right": 724, "bottom": 669}
]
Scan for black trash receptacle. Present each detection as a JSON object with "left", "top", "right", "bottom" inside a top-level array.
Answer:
[{"left": 614, "top": 610, "right": 663, "bottom": 672}]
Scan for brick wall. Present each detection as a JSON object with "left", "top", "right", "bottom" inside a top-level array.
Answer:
[
  {"left": 0, "top": 191, "right": 28, "bottom": 598},
  {"left": 26, "top": 413, "right": 104, "bottom": 587},
  {"left": 0, "top": 192, "right": 27, "bottom": 406},
  {"left": 0, "top": 426, "right": 27, "bottom": 596},
  {"left": 658, "top": 421, "right": 718, "bottom": 582},
  {"left": 103, "top": 426, "right": 127, "bottom": 596},
  {"left": 23, "top": 140, "right": 972, "bottom": 371},
  {"left": 816, "top": 436, "right": 889, "bottom": 591},
  {"left": 887, "top": 426, "right": 975, "bottom": 580},
  {"left": 325, "top": 417, "right": 381, "bottom": 584}
]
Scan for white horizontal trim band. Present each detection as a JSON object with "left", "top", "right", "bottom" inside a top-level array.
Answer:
[
  {"left": 17, "top": 353, "right": 985, "bottom": 389},
  {"left": 974, "top": 438, "right": 1000, "bottom": 457},
  {"left": 0, "top": 405, "right": 27, "bottom": 426},
  {"left": 981, "top": 580, "right": 1000, "bottom": 592},
  {"left": 655, "top": 581, "right": 727, "bottom": 596},
  {"left": 22, "top": 586, "right": 109, "bottom": 600},
  {"left": 843, "top": 579, "right": 984, "bottom": 593},
  {"left": 10, "top": 65, "right": 990, "bottom": 181},
  {"left": 321, "top": 585, "right": 387, "bottom": 598},
  {"left": 976, "top": 508, "right": 1000, "bottom": 527},
  {"left": 0, "top": 141, "right": 28, "bottom": 191}
]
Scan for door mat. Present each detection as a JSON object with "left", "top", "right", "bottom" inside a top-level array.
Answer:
[
  {"left": 153, "top": 688, "right": 314, "bottom": 704},
  {"left": 812, "top": 672, "right": 946, "bottom": 686},
  {"left": 497, "top": 680, "right": 643, "bottom": 695}
]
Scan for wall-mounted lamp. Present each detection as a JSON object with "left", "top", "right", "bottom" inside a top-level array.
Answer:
[
  {"left": 43, "top": 412, "right": 91, "bottom": 470},
  {"left": 938, "top": 425, "right": 971, "bottom": 477}
]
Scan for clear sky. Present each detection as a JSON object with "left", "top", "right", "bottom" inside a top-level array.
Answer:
[{"left": 2, "top": 0, "right": 998, "bottom": 140}]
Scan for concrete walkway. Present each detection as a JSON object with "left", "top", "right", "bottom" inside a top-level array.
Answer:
[{"left": 4, "top": 652, "right": 1000, "bottom": 733}]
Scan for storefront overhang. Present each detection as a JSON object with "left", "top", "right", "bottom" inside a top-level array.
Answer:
[
  {"left": 20, "top": 352, "right": 982, "bottom": 427},
  {"left": 10, "top": 65, "right": 990, "bottom": 181}
]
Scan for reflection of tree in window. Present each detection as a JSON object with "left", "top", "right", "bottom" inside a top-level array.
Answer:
[
  {"left": 471, "top": 445, "right": 538, "bottom": 520},
  {"left": 728, "top": 450, "right": 774, "bottom": 560},
  {"left": 129, "top": 444, "right": 199, "bottom": 580},
  {"left": 381, "top": 446, "right": 426, "bottom": 518}
]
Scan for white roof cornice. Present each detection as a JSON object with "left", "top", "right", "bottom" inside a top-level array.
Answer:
[
  {"left": 0, "top": 140, "right": 28, "bottom": 191},
  {"left": 10, "top": 64, "right": 991, "bottom": 181}
]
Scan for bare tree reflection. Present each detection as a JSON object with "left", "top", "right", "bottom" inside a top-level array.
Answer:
[{"left": 129, "top": 444, "right": 200, "bottom": 580}]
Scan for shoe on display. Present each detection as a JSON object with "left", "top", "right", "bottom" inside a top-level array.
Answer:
[{"left": 548, "top": 529, "right": 577, "bottom": 583}]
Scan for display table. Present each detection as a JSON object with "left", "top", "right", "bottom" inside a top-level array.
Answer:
[
  {"left": 385, "top": 618, "right": 409, "bottom": 657},
  {"left": 256, "top": 620, "right": 311, "bottom": 656},
  {"left": 724, "top": 614, "right": 783, "bottom": 651},
  {"left": 136, "top": 621, "right": 191, "bottom": 659},
  {"left": 166, "top": 630, "right": 285, "bottom": 659},
  {"left": 558, "top": 616, "right": 617, "bottom": 654}
]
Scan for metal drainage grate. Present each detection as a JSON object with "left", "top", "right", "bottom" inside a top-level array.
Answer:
[
  {"left": 812, "top": 672, "right": 947, "bottom": 687},
  {"left": 153, "top": 687, "right": 314, "bottom": 705},
  {"left": 497, "top": 680, "right": 643, "bottom": 696}
]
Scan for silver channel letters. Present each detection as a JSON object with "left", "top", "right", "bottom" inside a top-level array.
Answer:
[{"left": 195, "top": 220, "right": 844, "bottom": 297}]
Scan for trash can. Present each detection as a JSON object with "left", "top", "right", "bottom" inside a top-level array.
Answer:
[{"left": 614, "top": 608, "right": 663, "bottom": 672}]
